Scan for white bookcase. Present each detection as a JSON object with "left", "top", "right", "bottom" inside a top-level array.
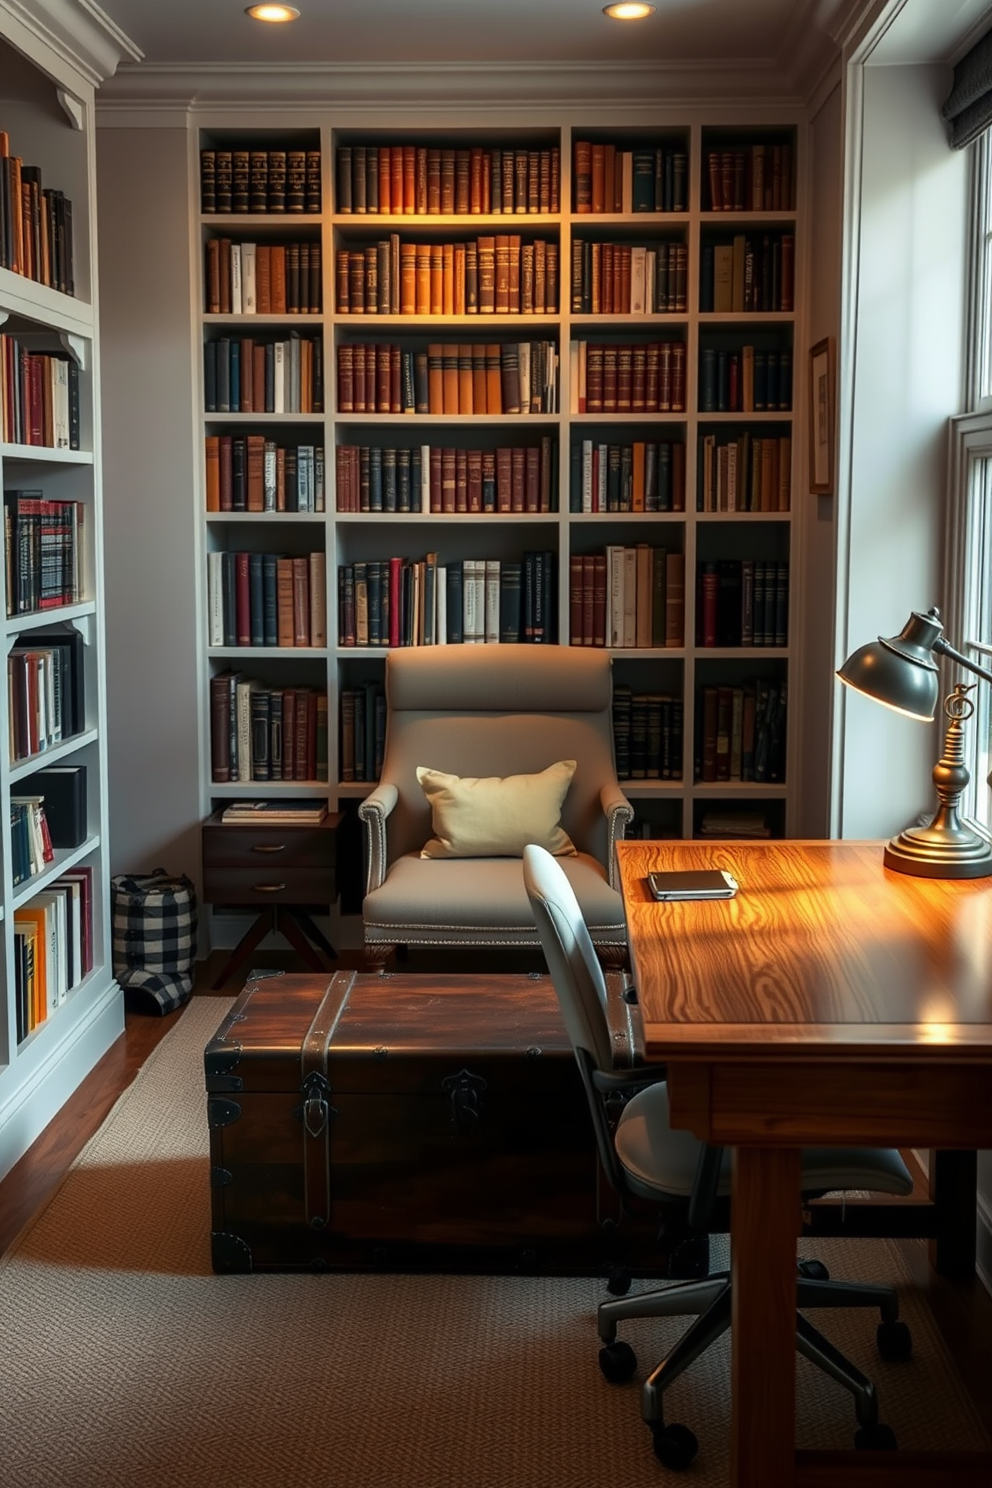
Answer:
[
  {"left": 192, "top": 108, "right": 803, "bottom": 916},
  {"left": 0, "top": 8, "right": 123, "bottom": 1180}
]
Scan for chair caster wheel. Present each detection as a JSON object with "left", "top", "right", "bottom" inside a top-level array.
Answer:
[
  {"left": 855, "top": 1423, "right": 898, "bottom": 1451},
  {"left": 877, "top": 1319, "right": 912, "bottom": 1361},
  {"left": 797, "top": 1258, "right": 830, "bottom": 1281},
  {"left": 651, "top": 1422, "right": 699, "bottom": 1470},
  {"left": 599, "top": 1340, "right": 637, "bottom": 1383},
  {"left": 605, "top": 1264, "right": 632, "bottom": 1297}
]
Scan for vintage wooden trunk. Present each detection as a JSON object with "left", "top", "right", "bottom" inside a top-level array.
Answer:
[{"left": 204, "top": 969, "right": 663, "bottom": 1275}]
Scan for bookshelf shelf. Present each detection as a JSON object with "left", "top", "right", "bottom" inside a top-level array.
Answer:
[
  {"left": 194, "top": 111, "right": 800, "bottom": 868},
  {"left": 1, "top": 443, "right": 94, "bottom": 465}
]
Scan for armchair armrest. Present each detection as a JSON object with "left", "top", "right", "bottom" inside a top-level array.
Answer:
[
  {"left": 600, "top": 782, "right": 634, "bottom": 891},
  {"left": 358, "top": 782, "right": 398, "bottom": 893}
]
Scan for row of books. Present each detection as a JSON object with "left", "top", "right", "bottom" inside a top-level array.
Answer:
[
  {"left": 4, "top": 493, "right": 84, "bottom": 617},
  {"left": 1, "top": 335, "right": 80, "bottom": 450},
  {"left": 206, "top": 550, "right": 327, "bottom": 649},
  {"left": 203, "top": 333, "right": 324, "bottom": 415},
  {"left": 573, "top": 143, "right": 688, "bottom": 215},
  {"left": 572, "top": 340, "right": 687, "bottom": 415},
  {"left": 570, "top": 439, "right": 686, "bottom": 514},
  {"left": 335, "top": 144, "right": 561, "bottom": 217},
  {"left": 336, "top": 340, "right": 559, "bottom": 416},
  {"left": 612, "top": 687, "right": 684, "bottom": 781},
  {"left": 0, "top": 130, "right": 75, "bottom": 293},
  {"left": 10, "top": 793, "right": 53, "bottom": 884},
  {"left": 697, "top": 678, "right": 787, "bottom": 783},
  {"left": 200, "top": 148, "right": 321, "bottom": 215},
  {"left": 704, "top": 144, "right": 794, "bottom": 213},
  {"left": 335, "top": 439, "right": 557, "bottom": 515},
  {"left": 204, "top": 436, "right": 325, "bottom": 514},
  {"left": 697, "top": 559, "right": 789, "bottom": 649},
  {"left": 698, "top": 346, "right": 792, "bottom": 413},
  {"left": 8, "top": 629, "right": 86, "bottom": 762},
  {"left": 571, "top": 240, "right": 688, "bottom": 316},
  {"left": 14, "top": 867, "right": 94, "bottom": 1045},
  {"left": 204, "top": 240, "right": 322, "bottom": 316},
  {"left": 338, "top": 552, "right": 557, "bottom": 648},
  {"left": 340, "top": 681, "right": 386, "bottom": 782},
  {"left": 701, "top": 233, "right": 795, "bottom": 315},
  {"left": 335, "top": 234, "right": 560, "bottom": 317},
  {"left": 570, "top": 546, "right": 686, "bottom": 650},
  {"left": 698, "top": 432, "right": 791, "bottom": 513},
  {"left": 209, "top": 673, "right": 328, "bottom": 783}
]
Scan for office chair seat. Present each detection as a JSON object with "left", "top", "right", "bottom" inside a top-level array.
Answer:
[{"left": 522, "top": 842, "right": 914, "bottom": 1470}]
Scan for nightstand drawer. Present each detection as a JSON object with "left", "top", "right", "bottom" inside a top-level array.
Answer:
[
  {"left": 202, "top": 866, "right": 336, "bottom": 906},
  {"left": 202, "top": 813, "right": 341, "bottom": 904}
]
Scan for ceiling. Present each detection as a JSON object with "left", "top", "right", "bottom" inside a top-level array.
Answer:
[{"left": 93, "top": 0, "right": 822, "bottom": 68}]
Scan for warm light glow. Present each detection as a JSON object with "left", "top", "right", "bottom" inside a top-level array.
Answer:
[
  {"left": 246, "top": 4, "right": 300, "bottom": 22},
  {"left": 604, "top": 3, "right": 657, "bottom": 18}
]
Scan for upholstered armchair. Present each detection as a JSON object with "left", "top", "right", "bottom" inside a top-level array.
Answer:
[{"left": 358, "top": 645, "right": 633, "bottom": 965}]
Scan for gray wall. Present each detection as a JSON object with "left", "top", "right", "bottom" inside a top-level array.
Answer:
[{"left": 97, "top": 126, "right": 202, "bottom": 884}]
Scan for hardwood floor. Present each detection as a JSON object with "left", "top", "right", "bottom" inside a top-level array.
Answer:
[{"left": 2, "top": 947, "right": 991, "bottom": 1447}]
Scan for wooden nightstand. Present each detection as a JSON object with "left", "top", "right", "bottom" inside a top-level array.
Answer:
[{"left": 202, "top": 811, "right": 342, "bottom": 989}]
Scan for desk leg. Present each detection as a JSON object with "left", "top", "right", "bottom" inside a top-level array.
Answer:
[
  {"left": 928, "top": 1148, "right": 977, "bottom": 1279},
  {"left": 731, "top": 1146, "right": 801, "bottom": 1488}
]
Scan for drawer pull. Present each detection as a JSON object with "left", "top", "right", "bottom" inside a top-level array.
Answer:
[
  {"left": 251, "top": 843, "right": 286, "bottom": 853},
  {"left": 253, "top": 883, "right": 286, "bottom": 893}
]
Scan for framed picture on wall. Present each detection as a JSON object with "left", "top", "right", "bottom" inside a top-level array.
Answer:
[{"left": 808, "top": 337, "right": 835, "bottom": 493}]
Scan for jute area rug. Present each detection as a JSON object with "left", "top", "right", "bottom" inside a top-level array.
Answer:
[{"left": 0, "top": 997, "right": 987, "bottom": 1488}]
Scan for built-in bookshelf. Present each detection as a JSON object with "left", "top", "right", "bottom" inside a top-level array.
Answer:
[
  {"left": 196, "top": 115, "right": 800, "bottom": 854},
  {"left": 0, "top": 19, "right": 122, "bottom": 1180}
]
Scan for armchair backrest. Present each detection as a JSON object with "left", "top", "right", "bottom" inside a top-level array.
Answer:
[{"left": 379, "top": 646, "right": 622, "bottom": 864}]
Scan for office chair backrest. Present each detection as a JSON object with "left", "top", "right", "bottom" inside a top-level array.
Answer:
[{"left": 522, "top": 843, "right": 617, "bottom": 1073}]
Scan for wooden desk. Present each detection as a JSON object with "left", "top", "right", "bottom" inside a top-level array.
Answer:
[{"left": 615, "top": 838, "right": 992, "bottom": 1488}]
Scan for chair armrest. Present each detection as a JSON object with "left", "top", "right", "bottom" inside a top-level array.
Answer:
[
  {"left": 357, "top": 783, "right": 398, "bottom": 893},
  {"left": 600, "top": 782, "right": 634, "bottom": 891}
]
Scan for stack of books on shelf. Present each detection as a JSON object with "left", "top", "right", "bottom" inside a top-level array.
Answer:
[
  {"left": 209, "top": 672, "right": 327, "bottom": 784},
  {"left": 335, "top": 439, "right": 556, "bottom": 514},
  {"left": 13, "top": 867, "right": 93, "bottom": 1045},
  {"left": 203, "top": 332, "right": 324, "bottom": 414},
  {"left": 704, "top": 143, "right": 793, "bottom": 212},
  {"left": 0, "top": 129, "right": 75, "bottom": 292},
  {"left": 571, "top": 241, "right": 687, "bottom": 315},
  {"left": 612, "top": 685, "right": 684, "bottom": 780},
  {"left": 571, "top": 340, "right": 686, "bottom": 414},
  {"left": 219, "top": 799, "right": 328, "bottom": 824},
  {"left": 335, "top": 143, "right": 561, "bottom": 216},
  {"left": 698, "top": 344, "right": 792, "bottom": 413},
  {"left": 204, "top": 239, "right": 322, "bottom": 315},
  {"left": 339, "top": 681, "right": 386, "bottom": 783},
  {"left": 336, "top": 340, "right": 559, "bottom": 416},
  {"left": 206, "top": 550, "right": 327, "bottom": 650},
  {"left": 204, "top": 435, "right": 324, "bottom": 513},
  {"left": 573, "top": 141, "right": 687, "bottom": 214},
  {"left": 335, "top": 233, "right": 559, "bottom": 316},
  {"left": 570, "top": 438, "right": 685, "bottom": 513},
  {"left": 1, "top": 335, "right": 80, "bottom": 449},
  {"left": 7, "top": 629, "right": 85, "bottom": 759},
  {"left": 700, "top": 232, "right": 794, "bottom": 313},
  {"left": 697, "top": 679, "right": 787, "bottom": 783},
  {"left": 569, "top": 546, "right": 685, "bottom": 649},
  {"left": 3, "top": 492, "right": 84, "bottom": 615},
  {"left": 9, "top": 793, "right": 53, "bottom": 883},
  {"left": 200, "top": 147, "right": 321, "bottom": 214},
  {"left": 698, "top": 432, "right": 791, "bottom": 512},
  {"left": 697, "top": 808, "right": 772, "bottom": 839},
  {"left": 338, "top": 551, "right": 556, "bottom": 648},
  {"left": 697, "top": 558, "right": 788, "bottom": 648}
]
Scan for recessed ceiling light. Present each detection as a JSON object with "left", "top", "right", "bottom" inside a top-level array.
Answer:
[
  {"left": 246, "top": 4, "right": 301, "bottom": 21},
  {"left": 604, "top": 3, "right": 657, "bottom": 18}
]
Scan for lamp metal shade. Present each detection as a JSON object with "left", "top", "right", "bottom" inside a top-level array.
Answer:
[{"left": 837, "top": 609, "right": 943, "bottom": 720}]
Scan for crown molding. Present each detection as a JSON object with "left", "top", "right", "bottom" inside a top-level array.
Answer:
[
  {"left": 0, "top": 0, "right": 141, "bottom": 87},
  {"left": 95, "top": 58, "right": 810, "bottom": 117}
]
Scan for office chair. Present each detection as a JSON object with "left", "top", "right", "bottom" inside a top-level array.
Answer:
[{"left": 522, "top": 843, "right": 914, "bottom": 1471}]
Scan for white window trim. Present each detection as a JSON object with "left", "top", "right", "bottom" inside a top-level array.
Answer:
[{"left": 944, "top": 412, "right": 992, "bottom": 825}]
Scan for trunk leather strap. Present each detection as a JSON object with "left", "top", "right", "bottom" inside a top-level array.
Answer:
[{"left": 299, "top": 971, "right": 354, "bottom": 1229}]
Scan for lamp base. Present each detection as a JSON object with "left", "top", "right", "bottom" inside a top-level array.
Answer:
[{"left": 883, "top": 819, "right": 992, "bottom": 879}]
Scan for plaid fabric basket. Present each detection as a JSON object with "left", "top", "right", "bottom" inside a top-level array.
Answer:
[{"left": 111, "top": 870, "right": 198, "bottom": 1014}]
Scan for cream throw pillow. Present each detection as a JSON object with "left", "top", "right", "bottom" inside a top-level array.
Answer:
[{"left": 417, "top": 760, "right": 578, "bottom": 858}]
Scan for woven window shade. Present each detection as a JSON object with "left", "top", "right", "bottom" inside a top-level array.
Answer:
[{"left": 943, "top": 28, "right": 992, "bottom": 149}]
